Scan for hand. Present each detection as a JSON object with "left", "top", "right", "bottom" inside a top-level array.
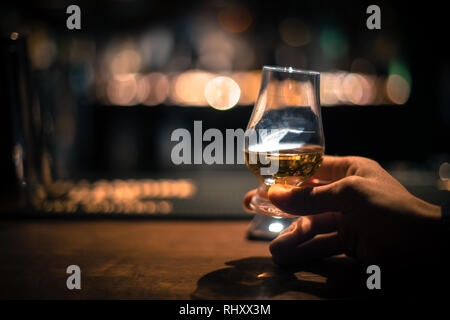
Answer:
[{"left": 243, "top": 156, "right": 443, "bottom": 267}]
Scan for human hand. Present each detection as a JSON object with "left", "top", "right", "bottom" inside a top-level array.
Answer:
[{"left": 243, "top": 156, "right": 443, "bottom": 267}]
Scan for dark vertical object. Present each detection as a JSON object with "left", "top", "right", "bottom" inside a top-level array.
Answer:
[
  {"left": 0, "top": 33, "right": 39, "bottom": 212},
  {"left": 0, "top": 35, "right": 19, "bottom": 196}
]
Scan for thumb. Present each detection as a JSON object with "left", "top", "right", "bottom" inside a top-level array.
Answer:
[{"left": 268, "top": 176, "right": 360, "bottom": 215}]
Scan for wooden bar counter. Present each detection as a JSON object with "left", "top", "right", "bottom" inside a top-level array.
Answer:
[{"left": 0, "top": 219, "right": 446, "bottom": 300}]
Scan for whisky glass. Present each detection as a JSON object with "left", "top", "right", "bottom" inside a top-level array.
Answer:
[{"left": 244, "top": 66, "right": 324, "bottom": 218}]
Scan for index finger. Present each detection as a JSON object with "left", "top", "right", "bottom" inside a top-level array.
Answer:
[{"left": 311, "top": 155, "right": 352, "bottom": 182}]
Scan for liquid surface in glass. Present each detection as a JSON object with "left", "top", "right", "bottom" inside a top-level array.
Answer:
[{"left": 244, "top": 144, "right": 324, "bottom": 186}]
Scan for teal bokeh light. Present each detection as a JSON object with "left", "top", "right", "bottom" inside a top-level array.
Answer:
[
  {"left": 320, "top": 27, "right": 348, "bottom": 59},
  {"left": 388, "top": 60, "right": 412, "bottom": 86}
]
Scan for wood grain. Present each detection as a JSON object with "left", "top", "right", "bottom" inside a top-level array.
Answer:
[{"left": 0, "top": 220, "right": 445, "bottom": 299}]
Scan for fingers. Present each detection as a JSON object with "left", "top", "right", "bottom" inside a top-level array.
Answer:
[
  {"left": 270, "top": 212, "right": 339, "bottom": 256},
  {"left": 244, "top": 156, "right": 357, "bottom": 214},
  {"left": 272, "top": 232, "right": 343, "bottom": 266},
  {"left": 311, "top": 155, "right": 353, "bottom": 182},
  {"left": 243, "top": 189, "right": 257, "bottom": 212},
  {"left": 268, "top": 176, "right": 362, "bottom": 215}
]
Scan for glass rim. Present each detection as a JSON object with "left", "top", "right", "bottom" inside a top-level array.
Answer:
[{"left": 263, "top": 65, "right": 320, "bottom": 76}]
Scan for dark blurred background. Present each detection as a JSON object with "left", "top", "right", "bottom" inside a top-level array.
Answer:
[{"left": 0, "top": 0, "right": 448, "bottom": 217}]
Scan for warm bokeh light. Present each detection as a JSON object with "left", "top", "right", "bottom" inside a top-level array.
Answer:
[
  {"left": 333, "top": 72, "right": 349, "bottom": 103},
  {"left": 320, "top": 72, "right": 341, "bottom": 105},
  {"left": 22, "top": 17, "right": 415, "bottom": 110},
  {"left": 386, "top": 74, "right": 410, "bottom": 104},
  {"left": 439, "top": 162, "right": 450, "bottom": 181},
  {"left": 218, "top": 4, "right": 252, "bottom": 33},
  {"left": 28, "top": 29, "right": 57, "bottom": 69},
  {"left": 109, "top": 47, "right": 142, "bottom": 75},
  {"left": 320, "top": 72, "right": 377, "bottom": 106},
  {"left": 204, "top": 76, "right": 241, "bottom": 110},
  {"left": 99, "top": 69, "right": 407, "bottom": 107},
  {"left": 107, "top": 73, "right": 137, "bottom": 106},
  {"left": 10, "top": 32, "right": 19, "bottom": 40},
  {"left": 358, "top": 74, "right": 377, "bottom": 105},
  {"left": 231, "top": 71, "right": 261, "bottom": 105},
  {"left": 31, "top": 179, "right": 196, "bottom": 214},
  {"left": 438, "top": 163, "right": 450, "bottom": 191},
  {"left": 139, "top": 73, "right": 170, "bottom": 106},
  {"left": 171, "top": 70, "right": 215, "bottom": 106},
  {"left": 135, "top": 74, "right": 151, "bottom": 103},
  {"left": 343, "top": 73, "right": 364, "bottom": 105},
  {"left": 279, "top": 18, "right": 310, "bottom": 47}
]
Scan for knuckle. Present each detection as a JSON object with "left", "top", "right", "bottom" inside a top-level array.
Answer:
[
  {"left": 299, "top": 216, "right": 311, "bottom": 232},
  {"left": 342, "top": 156, "right": 363, "bottom": 175},
  {"left": 342, "top": 175, "right": 359, "bottom": 188},
  {"left": 363, "top": 157, "right": 381, "bottom": 170},
  {"left": 344, "top": 156, "right": 381, "bottom": 175},
  {"left": 340, "top": 176, "right": 365, "bottom": 196},
  {"left": 368, "top": 158, "right": 380, "bottom": 167}
]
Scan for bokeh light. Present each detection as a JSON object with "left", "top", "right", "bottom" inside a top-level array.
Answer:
[
  {"left": 439, "top": 162, "right": 450, "bottom": 181},
  {"left": 268, "top": 222, "right": 284, "bottom": 233},
  {"left": 171, "top": 70, "right": 215, "bottom": 106},
  {"left": 107, "top": 73, "right": 138, "bottom": 106},
  {"left": 218, "top": 4, "right": 252, "bottom": 33},
  {"left": 97, "top": 68, "right": 406, "bottom": 107},
  {"left": 320, "top": 27, "right": 348, "bottom": 59},
  {"left": 110, "top": 48, "right": 142, "bottom": 75},
  {"left": 10, "top": 32, "right": 19, "bottom": 40},
  {"left": 231, "top": 71, "right": 261, "bottom": 105},
  {"left": 204, "top": 76, "right": 241, "bottom": 110},
  {"left": 139, "top": 73, "right": 170, "bottom": 106},
  {"left": 386, "top": 74, "right": 410, "bottom": 104},
  {"left": 279, "top": 18, "right": 311, "bottom": 47},
  {"left": 343, "top": 73, "right": 364, "bottom": 105},
  {"left": 32, "top": 179, "right": 196, "bottom": 215},
  {"left": 28, "top": 29, "right": 57, "bottom": 69},
  {"left": 388, "top": 60, "right": 412, "bottom": 86}
]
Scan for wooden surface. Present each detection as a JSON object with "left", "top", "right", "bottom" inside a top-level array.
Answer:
[{"left": 0, "top": 219, "right": 446, "bottom": 300}]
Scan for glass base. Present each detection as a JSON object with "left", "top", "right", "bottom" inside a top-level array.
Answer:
[
  {"left": 247, "top": 214, "right": 295, "bottom": 241},
  {"left": 249, "top": 185, "right": 299, "bottom": 219}
]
